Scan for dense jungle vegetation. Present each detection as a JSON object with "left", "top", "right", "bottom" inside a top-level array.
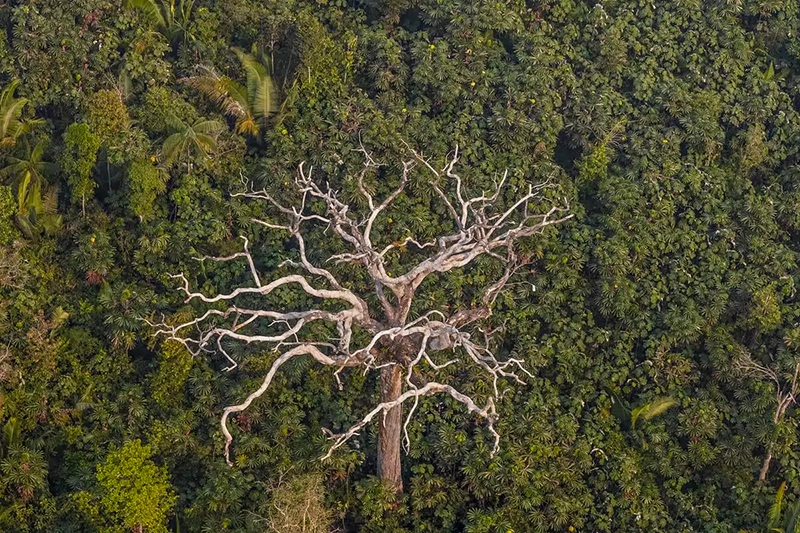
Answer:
[{"left": 3, "top": 0, "right": 800, "bottom": 531}]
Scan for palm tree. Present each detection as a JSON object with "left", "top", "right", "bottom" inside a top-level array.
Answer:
[
  {"left": 181, "top": 48, "right": 280, "bottom": 137},
  {"left": 161, "top": 114, "right": 222, "bottom": 172},
  {"left": 14, "top": 187, "right": 62, "bottom": 241},
  {"left": 0, "top": 140, "right": 57, "bottom": 214},
  {"left": 124, "top": 0, "right": 195, "bottom": 47},
  {"left": 0, "top": 80, "right": 43, "bottom": 148}
]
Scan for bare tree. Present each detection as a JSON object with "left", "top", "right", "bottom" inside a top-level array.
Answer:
[
  {"left": 734, "top": 348, "right": 800, "bottom": 481},
  {"left": 153, "top": 146, "right": 571, "bottom": 492}
]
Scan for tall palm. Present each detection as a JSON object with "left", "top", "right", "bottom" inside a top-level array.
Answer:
[
  {"left": 161, "top": 114, "right": 222, "bottom": 172},
  {"left": 0, "top": 140, "right": 57, "bottom": 214},
  {"left": 0, "top": 80, "right": 43, "bottom": 148},
  {"left": 125, "top": 0, "right": 195, "bottom": 46},
  {"left": 181, "top": 48, "right": 280, "bottom": 137}
]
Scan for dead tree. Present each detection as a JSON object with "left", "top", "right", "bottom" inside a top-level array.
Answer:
[
  {"left": 734, "top": 348, "right": 800, "bottom": 481},
  {"left": 154, "top": 146, "right": 571, "bottom": 492}
]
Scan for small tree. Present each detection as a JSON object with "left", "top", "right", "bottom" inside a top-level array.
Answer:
[
  {"left": 127, "top": 159, "right": 168, "bottom": 222},
  {"left": 0, "top": 140, "right": 57, "bottom": 215},
  {"left": 62, "top": 123, "right": 101, "bottom": 216},
  {"left": 155, "top": 147, "right": 571, "bottom": 491},
  {"left": 160, "top": 114, "right": 223, "bottom": 173},
  {"left": 267, "top": 472, "right": 333, "bottom": 533},
  {"left": 75, "top": 439, "right": 176, "bottom": 533},
  {"left": 734, "top": 348, "right": 800, "bottom": 481}
]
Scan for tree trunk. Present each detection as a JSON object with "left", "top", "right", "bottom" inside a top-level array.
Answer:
[
  {"left": 759, "top": 445, "right": 773, "bottom": 481},
  {"left": 377, "top": 364, "right": 403, "bottom": 492}
]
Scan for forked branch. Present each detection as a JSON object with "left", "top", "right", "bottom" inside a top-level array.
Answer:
[{"left": 153, "top": 147, "right": 571, "bottom": 465}]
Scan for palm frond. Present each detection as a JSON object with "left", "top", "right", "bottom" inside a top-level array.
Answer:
[
  {"left": 15, "top": 213, "right": 37, "bottom": 241},
  {"left": 0, "top": 162, "right": 24, "bottom": 180},
  {"left": 164, "top": 113, "right": 188, "bottom": 133},
  {"left": 252, "top": 76, "right": 279, "bottom": 120},
  {"left": 125, "top": 0, "right": 167, "bottom": 28},
  {"left": 769, "top": 483, "right": 786, "bottom": 530},
  {"left": 30, "top": 140, "right": 47, "bottom": 163},
  {"left": 161, "top": 132, "right": 184, "bottom": 164},
  {"left": 641, "top": 397, "right": 677, "bottom": 420},
  {"left": 0, "top": 80, "right": 20, "bottom": 109},
  {"left": 192, "top": 133, "right": 217, "bottom": 156},
  {"left": 218, "top": 78, "right": 249, "bottom": 117},
  {"left": 3, "top": 417, "right": 20, "bottom": 447},
  {"left": 605, "top": 387, "right": 632, "bottom": 430},
  {"left": 178, "top": 0, "right": 195, "bottom": 24},
  {"left": 0, "top": 80, "right": 41, "bottom": 148},
  {"left": 235, "top": 114, "right": 258, "bottom": 136},
  {"left": 17, "top": 170, "right": 32, "bottom": 214},
  {"left": 15, "top": 118, "right": 44, "bottom": 137},
  {"left": 233, "top": 48, "right": 268, "bottom": 95},
  {"left": 41, "top": 186, "right": 59, "bottom": 214},
  {"left": 784, "top": 499, "right": 800, "bottom": 533},
  {"left": 192, "top": 120, "right": 224, "bottom": 135},
  {"left": 183, "top": 50, "right": 283, "bottom": 138},
  {"left": 118, "top": 70, "right": 133, "bottom": 101},
  {"left": 0, "top": 99, "right": 27, "bottom": 141},
  {"left": 233, "top": 48, "right": 278, "bottom": 120},
  {"left": 181, "top": 68, "right": 247, "bottom": 119},
  {"left": 38, "top": 213, "right": 63, "bottom": 236}
]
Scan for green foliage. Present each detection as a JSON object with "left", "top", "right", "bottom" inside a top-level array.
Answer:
[
  {"left": 2, "top": 0, "right": 800, "bottom": 531},
  {"left": 182, "top": 47, "right": 281, "bottom": 136},
  {"left": 135, "top": 86, "right": 198, "bottom": 137},
  {"left": 161, "top": 114, "right": 222, "bottom": 169},
  {"left": 607, "top": 387, "right": 677, "bottom": 431},
  {"left": 0, "top": 138, "right": 61, "bottom": 242},
  {"left": 86, "top": 90, "right": 131, "bottom": 150},
  {"left": 127, "top": 159, "right": 167, "bottom": 221},
  {"left": 150, "top": 340, "right": 192, "bottom": 409},
  {"left": 748, "top": 285, "right": 783, "bottom": 331},
  {"left": 0, "top": 80, "right": 43, "bottom": 148},
  {"left": 1, "top": 446, "right": 48, "bottom": 503},
  {"left": 0, "top": 140, "right": 57, "bottom": 215},
  {"left": 758, "top": 482, "right": 800, "bottom": 533},
  {"left": 630, "top": 396, "right": 677, "bottom": 430},
  {"left": 13, "top": 198, "right": 61, "bottom": 241},
  {"left": 2, "top": 418, "right": 21, "bottom": 452},
  {"left": 70, "top": 229, "right": 116, "bottom": 285},
  {"left": 76, "top": 439, "right": 176, "bottom": 533},
  {"left": 267, "top": 472, "right": 333, "bottom": 533},
  {"left": 98, "top": 281, "right": 153, "bottom": 350},
  {"left": 62, "top": 123, "right": 101, "bottom": 209},
  {"left": 126, "top": 0, "right": 196, "bottom": 47},
  {"left": 0, "top": 186, "right": 17, "bottom": 245}
]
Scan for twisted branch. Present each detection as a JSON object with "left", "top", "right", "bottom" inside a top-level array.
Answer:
[{"left": 153, "top": 146, "right": 571, "bottom": 465}]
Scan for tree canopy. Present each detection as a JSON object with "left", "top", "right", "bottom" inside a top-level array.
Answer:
[{"left": 2, "top": 0, "right": 800, "bottom": 531}]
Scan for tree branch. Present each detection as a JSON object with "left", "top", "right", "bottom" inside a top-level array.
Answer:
[{"left": 154, "top": 148, "right": 571, "bottom": 466}]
